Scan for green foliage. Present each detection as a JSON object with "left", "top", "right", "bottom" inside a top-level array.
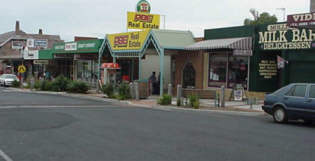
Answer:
[
  {"left": 188, "top": 94, "right": 200, "bottom": 109},
  {"left": 67, "top": 81, "right": 89, "bottom": 93},
  {"left": 102, "top": 84, "right": 115, "bottom": 98},
  {"left": 158, "top": 94, "right": 172, "bottom": 105},
  {"left": 12, "top": 80, "right": 20, "bottom": 88},
  {"left": 40, "top": 80, "right": 53, "bottom": 91},
  {"left": 118, "top": 83, "right": 131, "bottom": 100},
  {"left": 176, "top": 98, "right": 181, "bottom": 106},
  {"left": 244, "top": 10, "right": 278, "bottom": 25},
  {"left": 34, "top": 80, "right": 41, "bottom": 90},
  {"left": 51, "top": 75, "right": 70, "bottom": 92}
]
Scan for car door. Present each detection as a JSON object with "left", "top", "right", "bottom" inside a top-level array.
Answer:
[
  {"left": 283, "top": 85, "right": 308, "bottom": 117},
  {"left": 304, "top": 85, "right": 315, "bottom": 118}
]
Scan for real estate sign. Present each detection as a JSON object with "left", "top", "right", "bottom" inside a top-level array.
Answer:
[
  {"left": 107, "top": 30, "right": 150, "bottom": 51},
  {"left": 127, "top": 12, "right": 160, "bottom": 30}
]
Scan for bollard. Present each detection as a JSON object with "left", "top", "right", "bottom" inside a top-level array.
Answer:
[
  {"left": 135, "top": 82, "right": 139, "bottom": 100},
  {"left": 30, "top": 77, "right": 35, "bottom": 90},
  {"left": 220, "top": 85, "right": 225, "bottom": 107},
  {"left": 168, "top": 83, "right": 172, "bottom": 96},
  {"left": 129, "top": 83, "right": 134, "bottom": 99},
  {"left": 176, "top": 84, "right": 182, "bottom": 100}
]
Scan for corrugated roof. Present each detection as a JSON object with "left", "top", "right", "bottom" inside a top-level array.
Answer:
[
  {"left": 151, "top": 30, "right": 195, "bottom": 50},
  {"left": 185, "top": 37, "right": 252, "bottom": 50}
]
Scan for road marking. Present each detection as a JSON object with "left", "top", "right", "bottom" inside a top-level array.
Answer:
[
  {"left": 0, "top": 105, "right": 110, "bottom": 109},
  {"left": 0, "top": 149, "right": 13, "bottom": 161}
]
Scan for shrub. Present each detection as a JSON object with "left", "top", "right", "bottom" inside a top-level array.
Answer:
[
  {"left": 12, "top": 80, "right": 20, "bottom": 88},
  {"left": 34, "top": 80, "right": 41, "bottom": 90},
  {"left": 188, "top": 94, "right": 200, "bottom": 109},
  {"left": 176, "top": 98, "right": 181, "bottom": 106},
  {"left": 102, "top": 84, "right": 115, "bottom": 98},
  {"left": 67, "top": 81, "right": 89, "bottom": 93},
  {"left": 51, "top": 75, "right": 70, "bottom": 91},
  {"left": 158, "top": 94, "right": 172, "bottom": 105},
  {"left": 118, "top": 83, "right": 131, "bottom": 100},
  {"left": 40, "top": 80, "right": 52, "bottom": 91}
]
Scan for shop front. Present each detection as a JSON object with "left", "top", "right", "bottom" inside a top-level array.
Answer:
[
  {"left": 52, "top": 39, "right": 103, "bottom": 86},
  {"left": 185, "top": 37, "right": 252, "bottom": 91},
  {"left": 98, "top": 29, "right": 195, "bottom": 96},
  {"left": 253, "top": 23, "right": 315, "bottom": 92}
]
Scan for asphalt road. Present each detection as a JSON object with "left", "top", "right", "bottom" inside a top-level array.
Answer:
[{"left": 0, "top": 87, "right": 314, "bottom": 161}]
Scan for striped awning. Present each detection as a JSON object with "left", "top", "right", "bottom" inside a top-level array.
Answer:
[{"left": 185, "top": 37, "right": 252, "bottom": 52}]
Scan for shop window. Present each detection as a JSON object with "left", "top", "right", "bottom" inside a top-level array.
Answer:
[
  {"left": 183, "top": 63, "right": 195, "bottom": 88},
  {"left": 208, "top": 53, "right": 248, "bottom": 89},
  {"left": 208, "top": 54, "right": 228, "bottom": 87}
]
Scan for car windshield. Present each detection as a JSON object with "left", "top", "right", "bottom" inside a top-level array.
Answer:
[
  {"left": 273, "top": 85, "right": 289, "bottom": 96},
  {"left": 3, "top": 75, "right": 17, "bottom": 79}
]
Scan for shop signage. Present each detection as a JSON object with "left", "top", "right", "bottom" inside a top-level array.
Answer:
[
  {"left": 65, "top": 42, "right": 77, "bottom": 51},
  {"left": 53, "top": 40, "right": 101, "bottom": 53},
  {"left": 136, "top": 0, "right": 151, "bottom": 13},
  {"left": 258, "top": 24, "right": 315, "bottom": 50},
  {"left": 258, "top": 60, "right": 277, "bottom": 79},
  {"left": 24, "top": 50, "right": 39, "bottom": 60},
  {"left": 34, "top": 39, "right": 48, "bottom": 49},
  {"left": 34, "top": 60, "right": 49, "bottom": 65},
  {"left": 27, "top": 39, "right": 35, "bottom": 48},
  {"left": 287, "top": 12, "right": 315, "bottom": 27},
  {"left": 107, "top": 30, "right": 150, "bottom": 51},
  {"left": 12, "top": 40, "right": 25, "bottom": 49},
  {"left": 54, "top": 54, "right": 74, "bottom": 59},
  {"left": 74, "top": 53, "right": 98, "bottom": 60},
  {"left": 127, "top": 12, "right": 160, "bottom": 29}
]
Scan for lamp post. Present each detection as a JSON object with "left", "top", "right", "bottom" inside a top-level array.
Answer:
[
  {"left": 276, "top": 8, "right": 286, "bottom": 22},
  {"left": 161, "top": 14, "right": 166, "bottom": 29}
]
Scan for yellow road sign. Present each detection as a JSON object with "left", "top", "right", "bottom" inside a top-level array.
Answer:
[{"left": 18, "top": 65, "right": 26, "bottom": 73}]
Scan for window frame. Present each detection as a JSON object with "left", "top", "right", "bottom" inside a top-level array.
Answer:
[{"left": 285, "top": 85, "right": 307, "bottom": 98}]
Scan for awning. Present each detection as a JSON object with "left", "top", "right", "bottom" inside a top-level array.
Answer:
[{"left": 185, "top": 37, "right": 252, "bottom": 56}]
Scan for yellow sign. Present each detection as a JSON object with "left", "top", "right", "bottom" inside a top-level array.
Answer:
[
  {"left": 18, "top": 65, "right": 26, "bottom": 73},
  {"left": 127, "top": 12, "right": 160, "bottom": 30},
  {"left": 107, "top": 30, "right": 150, "bottom": 51}
]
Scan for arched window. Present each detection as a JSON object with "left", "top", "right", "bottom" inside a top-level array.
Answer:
[{"left": 183, "top": 63, "right": 195, "bottom": 88}]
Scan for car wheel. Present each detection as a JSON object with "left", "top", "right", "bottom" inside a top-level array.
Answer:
[{"left": 273, "top": 107, "right": 288, "bottom": 123}]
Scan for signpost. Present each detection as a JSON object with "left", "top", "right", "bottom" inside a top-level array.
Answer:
[
  {"left": 18, "top": 65, "right": 26, "bottom": 73},
  {"left": 127, "top": 12, "right": 160, "bottom": 30}
]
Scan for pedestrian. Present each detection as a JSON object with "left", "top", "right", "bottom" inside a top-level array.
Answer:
[{"left": 149, "top": 72, "right": 157, "bottom": 94}]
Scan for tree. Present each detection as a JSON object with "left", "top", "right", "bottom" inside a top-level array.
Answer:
[{"left": 244, "top": 9, "right": 278, "bottom": 25}]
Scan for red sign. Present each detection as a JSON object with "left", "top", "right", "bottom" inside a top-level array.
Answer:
[
  {"left": 287, "top": 12, "right": 315, "bottom": 27},
  {"left": 134, "top": 14, "right": 153, "bottom": 23},
  {"left": 114, "top": 35, "right": 129, "bottom": 48},
  {"left": 101, "top": 63, "right": 120, "bottom": 69}
]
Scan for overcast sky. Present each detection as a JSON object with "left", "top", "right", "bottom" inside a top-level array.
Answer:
[{"left": 0, "top": 0, "right": 310, "bottom": 41}]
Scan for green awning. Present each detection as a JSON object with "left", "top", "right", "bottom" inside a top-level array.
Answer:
[
  {"left": 39, "top": 49, "right": 53, "bottom": 60},
  {"left": 53, "top": 39, "right": 103, "bottom": 54}
]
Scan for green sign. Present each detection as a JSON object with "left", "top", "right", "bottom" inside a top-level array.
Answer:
[
  {"left": 53, "top": 39, "right": 103, "bottom": 54},
  {"left": 136, "top": 0, "right": 151, "bottom": 13},
  {"left": 258, "top": 23, "right": 315, "bottom": 50}
]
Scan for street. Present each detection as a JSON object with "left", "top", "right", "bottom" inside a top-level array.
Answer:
[{"left": 0, "top": 87, "right": 314, "bottom": 161}]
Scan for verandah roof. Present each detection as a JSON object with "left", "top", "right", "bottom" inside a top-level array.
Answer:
[{"left": 184, "top": 37, "right": 252, "bottom": 51}]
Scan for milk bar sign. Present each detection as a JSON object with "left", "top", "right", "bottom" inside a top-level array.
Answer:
[
  {"left": 287, "top": 12, "right": 315, "bottom": 27},
  {"left": 258, "top": 24, "right": 315, "bottom": 50}
]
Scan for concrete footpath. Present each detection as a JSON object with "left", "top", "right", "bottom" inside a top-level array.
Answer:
[{"left": 8, "top": 88, "right": 264, "bottom": 113}]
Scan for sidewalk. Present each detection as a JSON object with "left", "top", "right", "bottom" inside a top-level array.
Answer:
[{"left": 8, "top": 88, "right": 263, "bottom": 113}]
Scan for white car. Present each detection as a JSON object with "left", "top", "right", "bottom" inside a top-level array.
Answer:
[{"left": 0, "top": 74, "right": 19, "bottom": 86}]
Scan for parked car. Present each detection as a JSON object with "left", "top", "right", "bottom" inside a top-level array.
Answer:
[
  {"left": 0, "top": 74, "right": 19, "bottom": 87},
  {"left": 262, "top": 83, "right": 315, "bottom": 124}
]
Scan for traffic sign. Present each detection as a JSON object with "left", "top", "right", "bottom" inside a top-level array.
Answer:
[{"left": 18, "top": 65, "right": 26, "bottom": 73}]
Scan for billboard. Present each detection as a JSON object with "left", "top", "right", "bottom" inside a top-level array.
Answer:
[
  {"left": 107, "top": 30, "right": 150, "bottom": 51},
  {"left": 287, "top": 12, "right": 315, "bottom": 27},
  {"left": 127, "top": 12, "right": 160, "bottom": 30}
]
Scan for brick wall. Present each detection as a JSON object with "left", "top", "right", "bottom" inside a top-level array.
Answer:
[{"left": 174, "top": 51, "right": 204, "bottom": 89}]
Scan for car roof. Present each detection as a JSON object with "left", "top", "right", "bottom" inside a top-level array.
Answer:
[{"left": 290, "top": 83, "right": 315, "bottom": 86}]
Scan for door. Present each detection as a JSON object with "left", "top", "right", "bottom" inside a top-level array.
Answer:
[
  {"left": 284, "top": 85, "right": 308, "bottom": 116},
  {"left": 304, "top": 85, "right": 315, "bottom": 118}
]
